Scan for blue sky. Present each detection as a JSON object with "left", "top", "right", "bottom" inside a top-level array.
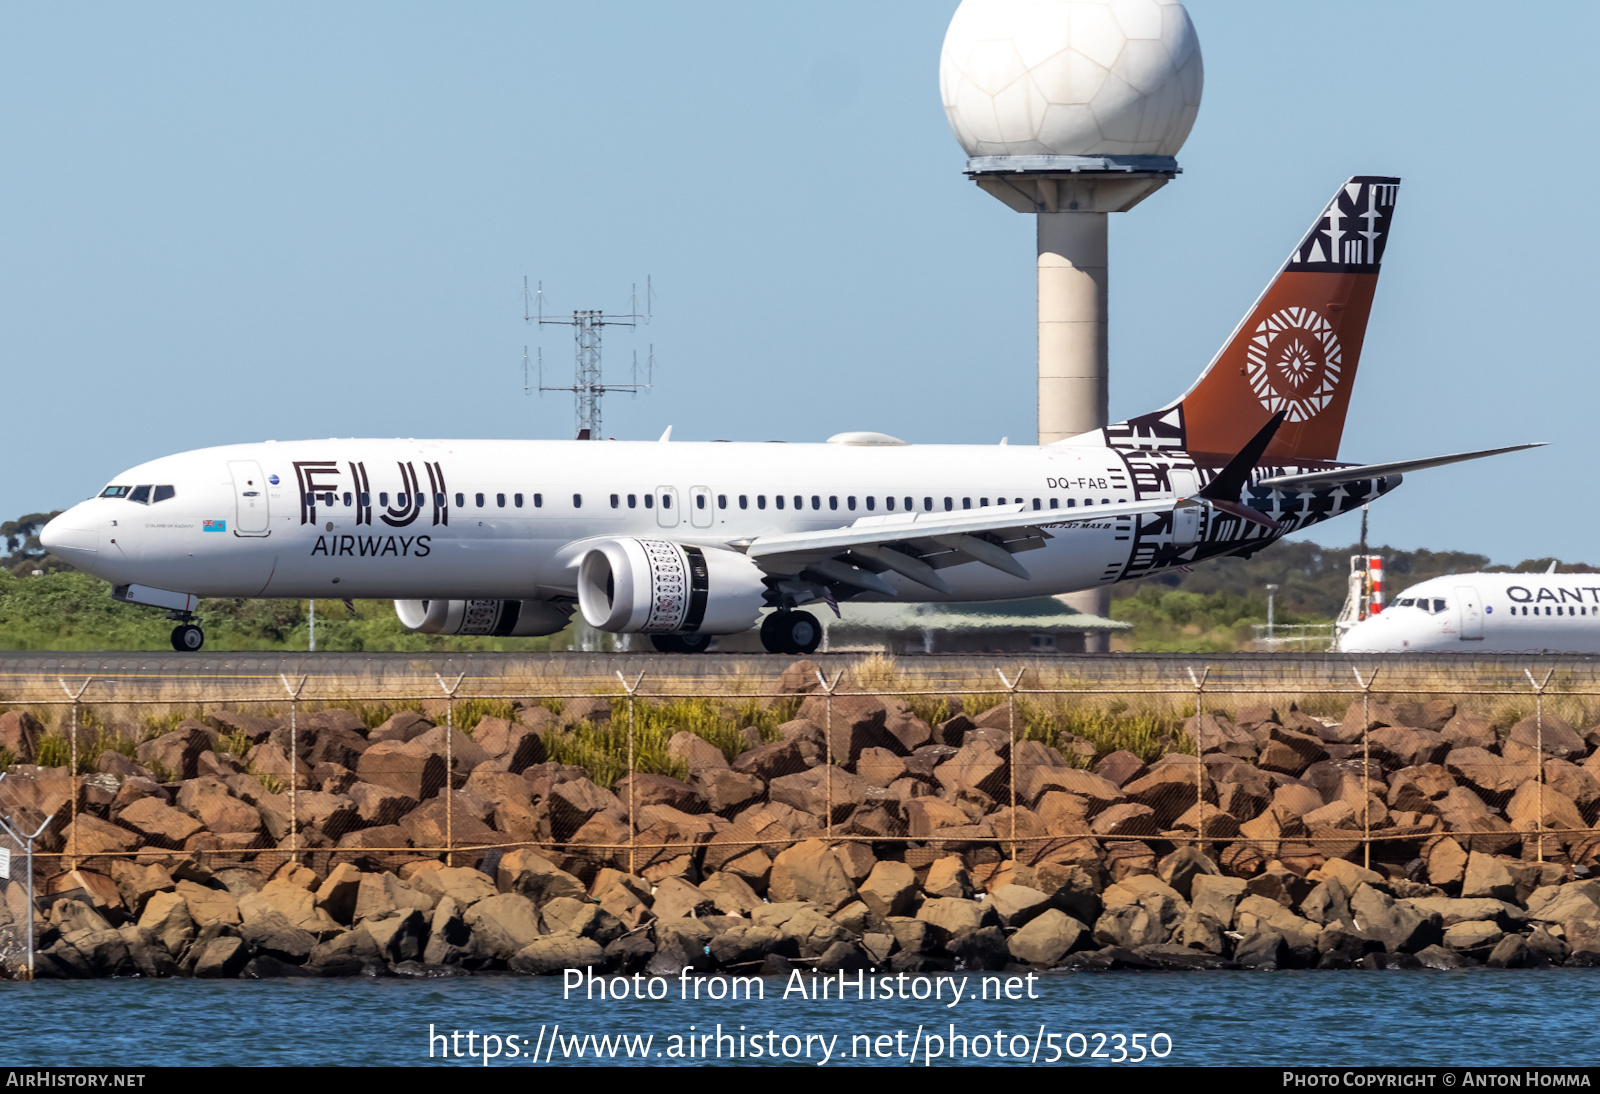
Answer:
[{"left": 3, "top": 2, "right": 1594, "bottom": 564}]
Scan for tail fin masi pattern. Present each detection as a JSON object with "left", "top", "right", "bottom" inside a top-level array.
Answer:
[{"left": 1107, "top": 176, "right": 1400, "bottom": 463}]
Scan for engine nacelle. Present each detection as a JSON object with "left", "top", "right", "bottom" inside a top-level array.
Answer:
[
  {"left": 577, "top": 538, "right": 767, "bottom": 634},
  {"left": 393, "top": 598, "right": 573, "bottom": 637}
]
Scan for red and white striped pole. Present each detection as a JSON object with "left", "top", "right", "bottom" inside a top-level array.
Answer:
[{"left": 1368, "top": 556, "right": 1385, "bottom": 615}]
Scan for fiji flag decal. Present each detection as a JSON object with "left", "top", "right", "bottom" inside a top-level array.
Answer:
[{"left": 203, "top": 519, "right": 226, "bottom": 533}]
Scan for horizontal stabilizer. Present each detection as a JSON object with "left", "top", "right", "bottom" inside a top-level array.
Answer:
[{"left": 1254, "top": 443, "right": 1544, "bottom": 489}]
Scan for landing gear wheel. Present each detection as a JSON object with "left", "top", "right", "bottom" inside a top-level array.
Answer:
[
  {"left": 649, "top": 633, "right": 712, "bottom": 654},
  {"left": 170, "top": 624, "right": 205, "bottom": 652},
  {"left": 761, "top": 610, "right": 821, "bottom": 655}
]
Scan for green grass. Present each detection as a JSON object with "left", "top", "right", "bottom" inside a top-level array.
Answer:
[{"left": 542, "top": 696, "right": 794, "bottom": 788}]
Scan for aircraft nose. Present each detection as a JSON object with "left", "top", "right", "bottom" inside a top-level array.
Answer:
[{"left": 41, "top": 505, "right": 98, "bottom": 557}]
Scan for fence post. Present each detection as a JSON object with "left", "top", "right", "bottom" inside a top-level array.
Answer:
[
  {"left": 279, "top": 675, "right": 307, "bottom": 865},
  {"left": 1186, "top": 667, "right": 1211, "bottom": 850},
  {"left": 997, "top": 668, "right": 1025, "bottom": 864},
  {"left": 814, "top": 669, "right": 844, "bottom": 840},
  {"left": 57, "top": 677, "right": 91, "bottom": 870},
  {"left": 616, "top": 671, "right": 645, "bottom": 876},
  {"left": 1526, "top": 668, "right": 1555, "bottom": 865},
  {"left": 1353, "top": 667, "right": 1378, "bottom": 871},
  {"left": 437, "top": 673, "right": 465, "bottom": 868}
]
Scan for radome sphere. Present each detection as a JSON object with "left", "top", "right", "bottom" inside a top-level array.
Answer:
[{"left": 941, "top": 0, "right": 1203, "bottom": 159}]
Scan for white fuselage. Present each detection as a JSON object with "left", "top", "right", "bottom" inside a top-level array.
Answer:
[
  {"left": 1339, "top": 573, "right": 1600, "bottom": 654},
  {"left": 43, "top": 437, "right": 1156, "bottom": 603}
]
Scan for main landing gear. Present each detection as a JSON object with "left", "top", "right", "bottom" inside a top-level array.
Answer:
[
  {"left": 170, "top": 623, "right": 205, "bottom": 652},
  {"left": 650, "top": 632, "right": 712, "bottom": 654},
  {"left": 760, "top": 610, "right": 822, "bottom": 655}
]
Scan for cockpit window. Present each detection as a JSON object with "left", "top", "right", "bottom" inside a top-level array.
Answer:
[
  {"left": 100, "top": 485, "right": 131, "bottom": 498},
  {"left": 1398, "top": 598, "right": 1414, "bottom": 607},
  {"left": 1432, "top": 598, "right": 1447, "bottom": 613},
  {"left": 152, "top": 485, "right": 176, "bottom": 503},
  {"left": 128, "top": 485, "right": 152, "bottom": 504}
]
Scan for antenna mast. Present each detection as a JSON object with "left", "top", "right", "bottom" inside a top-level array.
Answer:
[{"left": 524, "top": 277, "right": 653, "bottom": 440}]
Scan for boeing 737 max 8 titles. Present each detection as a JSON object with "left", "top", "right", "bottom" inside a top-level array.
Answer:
[{"left": 41, "top": 177, "right": 1540, "bottom": 653}]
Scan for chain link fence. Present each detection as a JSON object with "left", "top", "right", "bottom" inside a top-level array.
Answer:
[{"left": 2, "top": 651, "right": 1597, "bottom": 978}]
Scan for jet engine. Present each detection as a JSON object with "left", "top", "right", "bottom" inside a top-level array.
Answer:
[
  {"left": 577, "top": 538, "right": 768, "bottom": 634},
  {"left": 393, "top": 598, "right": 574, "bottom": 637}
]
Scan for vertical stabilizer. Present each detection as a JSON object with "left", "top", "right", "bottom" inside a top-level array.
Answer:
[{"left": 1107, "top": 176, "right": 1399, "bottom": 462}]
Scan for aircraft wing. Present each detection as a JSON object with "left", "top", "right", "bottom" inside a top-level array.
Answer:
[
  {"left": 1253, "top": 443, "right": 1544, "bottom": 489},
  {"left": 741, "top": 499, "right": 1178, "bottom": 595}
]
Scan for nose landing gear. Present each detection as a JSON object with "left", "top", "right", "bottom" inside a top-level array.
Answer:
[
  {"left": 170, "top": 623, "right": 205, "bottom": 652},
  {"left": 760, "top": 610, "right": 822, "bottom": 655}
]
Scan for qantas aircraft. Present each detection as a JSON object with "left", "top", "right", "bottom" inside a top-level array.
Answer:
[
  {"left": 40, "top": 176, "right": 1538, "bottom": 654},
  {"left": 1340, "top": 569, "right": 1600, "bottom": 654}
]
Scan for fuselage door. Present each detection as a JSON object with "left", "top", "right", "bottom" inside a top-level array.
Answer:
[
  {"left": 689, "top": 486, "right": 713, "bottom": 529},
  {"left": 1169, "top": 469, "right": 1200, "bottom": 546},
  {"left": 1455, "top": 585, "right": 1483, "bottom": 639},
  {"left": 228, "top": 460, "right": 271, "bottom": 536},
  {"left": 656, "top": 486, "right": 679, "bottom": 528}
]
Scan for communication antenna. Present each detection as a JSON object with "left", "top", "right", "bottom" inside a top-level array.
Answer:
[{"left": 523, "top": 276, "right": 654, "bottom": 440}]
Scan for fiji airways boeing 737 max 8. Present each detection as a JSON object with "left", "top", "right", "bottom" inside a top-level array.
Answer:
[{"left": 40, "top": 176, "right": 1539, "bottom": 653}]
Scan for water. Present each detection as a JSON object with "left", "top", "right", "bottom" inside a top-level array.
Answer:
[{"left": 4, "top": 968, "right": 1598, "bottom": 1067}]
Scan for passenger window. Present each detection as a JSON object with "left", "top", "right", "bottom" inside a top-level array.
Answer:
[
  {"left": 738, "top": 495, "right": 747, "bottom": 510},
  {"left": 662, "top": 495, "right": 672, "bottom": 510},
  {"left": 360, "top": 493, "right": 371, "bottom": 507},
  {"left": 1084, "top": 499, "right": 1093, "bottom": 507},
  {"left": 696, "top": 494, "right": 706, "bottom": 510},
  {"left": 610, "top": 494, "right": 620, "bottom": 509},
  {"left": 341, "top": 492, "right": 350, "bottom": 506},
  {"left": 980, "top": 498, "right": 988, "bottom": 507},
  {"left": 718, "top": 494, "right": 727, "bottom": 509},
  {"left": 1049, "top": 499, "right": 1058, "bottom": 509},
  {"left": 644, "top": 494, "right": 654, "bottom": 509},
  {"left": 775, "top": 495, "right": 785, "bottom": 510},
  {"left": 323, "top": 492, "right": 336, "bottom": 507},
  {"left": 475, "top": 493, "right": 484, "bottom": 508},
  {"left": 153, "top": 485, "right": 176, "bottom": 503},
  {"left": 455, "top": 493, "right": 465, "bottom": 508},
  {"left": 573, "top": 494, "right": 582, "bottom": 508},
  {"left": 963, "top": 498, "right": 972, "bottom": 510},
  {"left": 944, "top": 497, "right": 953, "bottom": 511},
  {"left": 496, "top": 493, "right": 505, "bottom": 508},
  {"left": 757, "top": 495, "right": 767, "bottom": 510},
  {"left": 812, "top": 496, "right": 821, "bottom": 510},
  {"left": 534, "top": 493, "right": 542, "bottom": 507},
  {"left": 380, "top": 492, "right": 389, "bottom": 506},
  {"left": 886, "top": 497, "right": 895, "bottom": 511},
  {"left": 866, "top": 497, "right": 875, "bottom": 511},
  {"left": 794, "top": 496, "right": 802, "bottom": 510},
  {"left": 514, "top": 493, "right": 524, "bottom": 508},
  {"left": 1032, "top": 498, "right": 1041, "bottom": 510},
  {"left": 435, "top": 493, "right": 445, "bottom": 508},
  {"left": 847, "top": 497, "right": 856, "bottom": 511},
  {"left": 829, "top": 496, "right": 838, "bottom": 511},
  {"left": 416, "top": 493, "right": 425, "bottom": 508},
  {"left": 924, "top": 498, "right": 933, "bottom": 511},
  {"left": 628, "top": 494, "right": 637, "bottom": 508}
]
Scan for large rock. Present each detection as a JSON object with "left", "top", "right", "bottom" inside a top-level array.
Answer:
[
  {"left": 768, "top": 767, "right": 867, "bottom": 824},
  {"left": 464, "top": 893, "right": 546, "bottom": 960},
  {"left": 857, "top": 860, "right": 917, "bottom": 918},
  {"left": 510, "top": 934, "right": 606, "bottom": 975},
  {"left": 497, "top": 849, "right": 586, "bottom": 906},
  {"left": 1008, "top": 909, "right": 1090, "bottom": 966},
  {"left": 768, "top": 840, "right": 858, "bottom": 912},
  {"left": 239, "top": 881, "right": 342, "bottom": 935},
  {"left": 0, "top": 710, "right": 43, "bottom": 763},
  {"left": 116, "top": 797, "right": 205, "bottom": 849},
  {"left": 1349, "top": 883, "right": 1442, "bottom": 953},
  {"left": 357, "top": 740, "right": 447, "bottom": 801}
]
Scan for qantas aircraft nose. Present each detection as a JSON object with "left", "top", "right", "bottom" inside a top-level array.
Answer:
[{"left": 41, "top": 504, "right": 98, "bottom": 560}]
